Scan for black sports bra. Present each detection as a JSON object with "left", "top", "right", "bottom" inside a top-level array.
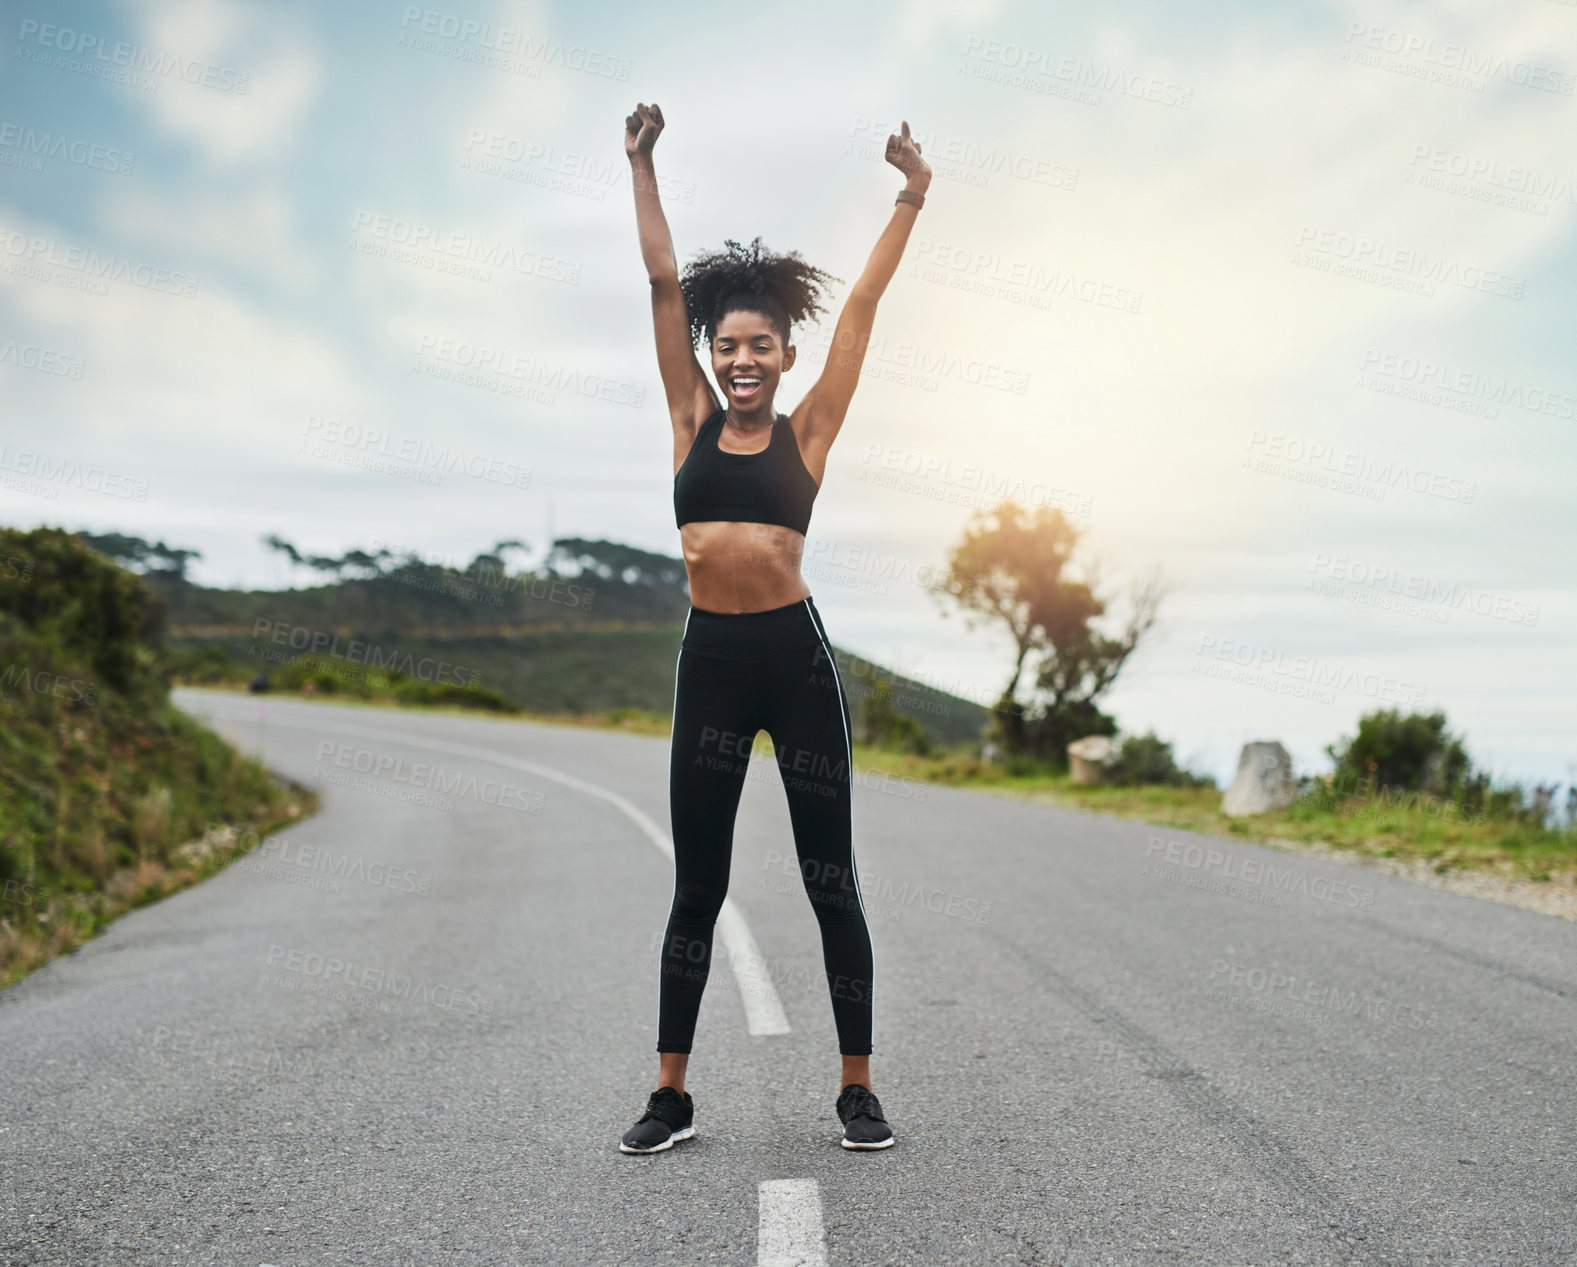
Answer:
[{"left": 674, "top": 407, "right": 821, "bottom": 535}]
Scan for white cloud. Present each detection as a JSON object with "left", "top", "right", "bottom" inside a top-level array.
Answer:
[
  {"left": 97, "top": 183, "right": 316, "bottom": 289},
  {"left": 116, "top": 0, "right": 322, "bottom": 168}
]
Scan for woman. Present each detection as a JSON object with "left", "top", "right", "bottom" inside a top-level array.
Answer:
[{"left": 619, "top": 100, "right": 930, "bottom": 1154}]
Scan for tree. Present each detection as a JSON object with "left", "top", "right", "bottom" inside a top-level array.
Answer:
[
  {"left": 857, "top": 678, "right": 931, "bottom": 755},
  {"left": 545, "top": 538, "right": 687, "bottom": 590},
  {"left": 261, "top": 533, "right": 355, "bottom": 582},
  {"left": 930, "top": 501, "right": 1163, "bottom": 763},
  {"left": 263, "top": 535, "right": 401, "bottom": 583},
  {"left": 1325, "top": 710, "right": 1471, "bottom": 796},
  {"left": 466, "top": 539, "right": 531, "bottom": 584},
  {"left": 75, "top": 531, "right": 201, "bottom": 581}
]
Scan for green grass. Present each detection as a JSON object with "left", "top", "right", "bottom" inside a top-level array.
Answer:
[
  {"left": 0, "top": 527, "right": 324, "bottom": 987},
  {"left": 850, "top": 747, "right": 1577, "bottom": 882},
  {"left": 168, "top": 685, "right": 1577, "bottom": 886}
]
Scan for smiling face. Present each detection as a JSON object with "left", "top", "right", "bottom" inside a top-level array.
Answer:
[{"left": 711, "top": 308, "right": 795, "bottom": 417}]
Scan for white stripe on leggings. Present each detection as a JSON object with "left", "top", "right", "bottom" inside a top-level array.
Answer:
[{"left": 801, "top": 598, "right": 873, "bottom": 938}]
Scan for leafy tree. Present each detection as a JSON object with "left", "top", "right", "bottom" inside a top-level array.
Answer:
[
  {"left": 465, "top": 539, "right": 530, "bottom": 584},
  {"left": 1106, "top": 732, "right": 1213, "bottom": 788},
  {"left": 546, "top": 538, "right": 688, "bottom": 590},
  {"left": 75, "top": 531, "right": 201, "bottom": 581},
  {"left": 4, "top": 528, "right": 166, "bottom": 697},
  {"left": 857, "top": 678, "right": 931, "bottom": 755},
  {"left": 1325, "top": 709, "right": 1471, "bottom": 795},
  {"left": 261, "top": 533, "right": 350, "bottom": 580},
  {"left": 930, "top": 501, "right": 1163, "bottom": 763}
]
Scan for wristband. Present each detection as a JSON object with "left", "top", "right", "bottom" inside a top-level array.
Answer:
[{"left": 896, "top": 190, "right": 924, "bottom": 209}]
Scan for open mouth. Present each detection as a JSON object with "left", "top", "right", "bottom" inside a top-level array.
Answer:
[{"left": 730, "top": 376, "right": 762, "bottom": 401}]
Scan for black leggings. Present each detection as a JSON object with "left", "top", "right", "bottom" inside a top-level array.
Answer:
[{"left": 658, "top": 596, "right": 874, "bottom": 1056}]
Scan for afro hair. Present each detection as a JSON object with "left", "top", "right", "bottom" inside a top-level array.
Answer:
[{"left": 678, "top": 235, "right": 842, "bottom": 351}]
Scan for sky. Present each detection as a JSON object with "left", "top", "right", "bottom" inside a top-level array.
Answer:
[{"left": 1, "top": 0, "right": 1573, "bottom": 789}]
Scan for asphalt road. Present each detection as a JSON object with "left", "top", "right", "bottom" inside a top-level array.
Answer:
[{"left": 1, "top": 688, "right": 1573, "bottom": 1265}]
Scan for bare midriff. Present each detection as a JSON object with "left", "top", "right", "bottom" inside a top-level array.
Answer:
[{"left": 679, "top": 520, "right": 812, "bottom": 613}]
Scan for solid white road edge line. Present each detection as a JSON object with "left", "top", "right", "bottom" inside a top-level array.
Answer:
[{"left": 190, "top": 699, "right": 793, "bottom": 1038}]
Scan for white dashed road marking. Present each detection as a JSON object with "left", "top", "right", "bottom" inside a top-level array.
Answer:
[{"left": 757, "top": 1178, "right": 828, "bottom": 1267}]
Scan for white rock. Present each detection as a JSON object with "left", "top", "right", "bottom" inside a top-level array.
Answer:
[
  {"left": 1067, "top": 735, "right": 1118, "bottom": 785},
  {"left": 1221, "top": 741, "right": 1298, "bottom": 816}
]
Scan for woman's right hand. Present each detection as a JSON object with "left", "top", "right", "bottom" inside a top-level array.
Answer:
[{"left": 625, "top": 102, "right": 664, "bottom": 160}]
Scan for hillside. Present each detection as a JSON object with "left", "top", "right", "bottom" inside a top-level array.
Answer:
[
  {"left": 0, "top": 527, "right": 313, "bottom": 985},
  {"left": 121, "top": 534, "right": 993, "bottom": 747}
]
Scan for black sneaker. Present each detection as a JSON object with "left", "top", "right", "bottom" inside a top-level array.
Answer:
[
  {"left": 836, "top": 1083, "right": 894, "bottom": 1150},
  {"left": 619, "top": 1086, "right": 695, "bottom": 1154}
]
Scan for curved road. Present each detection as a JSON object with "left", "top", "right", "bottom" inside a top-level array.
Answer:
[{"left": 1, "top": 689, "right": 1573, "bottom": 1265}]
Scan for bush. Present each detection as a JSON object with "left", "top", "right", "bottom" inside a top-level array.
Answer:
[
  {"left": 1326, "top": 709, "right": 1470, "bottom": 795},
  {"left": 857, "top": 678, "right": 932, "bottom": 756},
  {"left": 0, "top": 526, "right": 310, "bottom": 983},
  {"left": 1106, "top": 731, "right": 1214, "bottom": 788}
]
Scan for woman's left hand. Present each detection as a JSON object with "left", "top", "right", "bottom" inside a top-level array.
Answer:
[{"left": 885, "top": 120, "right": 931, "bottom": 191}]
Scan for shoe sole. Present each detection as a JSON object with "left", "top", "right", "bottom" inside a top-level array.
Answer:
[
  {"left": 619, "top": 1125, "right": 695, "bottom": 1154},
  {"left": 841, "top": 1135, "right": 895, "bottom": 1150}
]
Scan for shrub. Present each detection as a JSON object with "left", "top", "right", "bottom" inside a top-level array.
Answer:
[
  {"left": 857, "top": 678, "right": 932, "bottom": 756},
  {"left": 1106, "top": 731, "right": 1214, "bottom": 788},
  {"left": 1326, "top": 709, "right": 1470, "bottom": 795}
]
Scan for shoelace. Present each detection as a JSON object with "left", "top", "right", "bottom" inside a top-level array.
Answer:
[
  {"left": 839, "top": 1087, "right": 886, "bottom": 1123},
  {"left": 639, "top": 1091, "right": 686, "bottom": 1128}
]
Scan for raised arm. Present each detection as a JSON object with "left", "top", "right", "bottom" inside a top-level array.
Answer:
[
  {"left": 625, "top": 102, "right": 717, "bottom": 442},
  {"left": 799, "top": 120, "right": 933, "bottom": 464}
]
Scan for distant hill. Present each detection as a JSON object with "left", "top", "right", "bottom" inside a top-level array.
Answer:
[{"left": 88, "top": 533, "right": 992, "bottom": 747}]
